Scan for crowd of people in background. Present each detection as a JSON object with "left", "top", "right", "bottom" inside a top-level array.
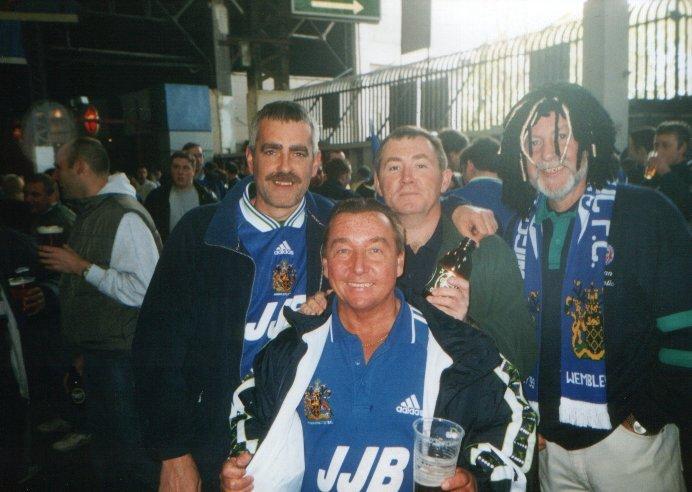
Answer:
[
  {"left": 1, "top": 120, "right": 689, "bottom": 236},
  {"left": 0, "top": 86, "right": 689, "bottom": 492}
]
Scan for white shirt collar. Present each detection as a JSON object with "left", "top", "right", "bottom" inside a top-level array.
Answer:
[
  {"left": 239, "top": 182, "right": 306, "bottom": 232},
  {"left": 468, "top": 176, "right": 503, "bottom": 185}
]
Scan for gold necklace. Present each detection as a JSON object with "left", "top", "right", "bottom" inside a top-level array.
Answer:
[{"left": 362, "top": 333, "right": 389, "bottom": 349}]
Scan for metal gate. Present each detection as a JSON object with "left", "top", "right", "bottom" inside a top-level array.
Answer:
[{"left": 293, "top": 0, "right": 690, "bottom": 145}]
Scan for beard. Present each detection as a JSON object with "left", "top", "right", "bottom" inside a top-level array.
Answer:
[{"left": 530, "top": 159, "right": 588, "bottom": 202}]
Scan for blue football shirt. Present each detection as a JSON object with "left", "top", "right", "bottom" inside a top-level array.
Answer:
[
  {"left": 237, "top": 183, "right": 308, "bottom": 377},
  {"left": 299, "top": 290, "right": 429, "bottom": 491}
]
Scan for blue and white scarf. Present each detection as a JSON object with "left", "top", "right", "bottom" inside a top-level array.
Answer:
[{"left": 514, "top": 182, "right": 617, "bottom": 430}]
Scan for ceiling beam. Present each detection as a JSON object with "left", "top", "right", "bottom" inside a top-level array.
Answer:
[
  {"left": 154, "top": 0, "right": 212, "bottom": 66},
  {"left": 48, "top": 46, "right": 195, "bottom": 61},
  {"left": 223, "top": 36, "right": 291, "bottom": 46},
  {"left": 52, "top": 56, "right": 204, "bottom": 69},
  {"left": 81, "top": 9, "right": 168, "bottom": 23},
  {"left": 228, "top": 0, "right": 244, "bottom": 15},
  {"left": 0, "top": 12, "right": 78, "bottom": 23},
  {"left": 174, "top": 0, "right": 197, "bottom": 21}
]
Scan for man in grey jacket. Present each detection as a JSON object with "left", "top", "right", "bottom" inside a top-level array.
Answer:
[{"left": 39, "top": 137, "right": 161, "bottom": 490}]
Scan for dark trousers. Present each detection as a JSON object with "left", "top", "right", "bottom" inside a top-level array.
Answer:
[
  {"left": 82, "top": 349, "right": 159, "bottom": 491},
  {"left": 0, "top": 372, "right": 28, "bottom": 488},
  {"left": 22, "top": 322, "right": 64, "bottom": 411}
]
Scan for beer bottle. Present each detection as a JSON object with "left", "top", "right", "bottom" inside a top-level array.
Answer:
[
  {"left": 423, "top": 237, "right": 476, "bottom": 296},
  {"left": 68, "top": 366, "right": 86, "bottom": 405}
]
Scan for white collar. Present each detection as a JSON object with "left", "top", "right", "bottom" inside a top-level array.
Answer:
[
  {"left": 239, "top": 182, "right": 305, "bottom": 232},
  {"left": 468, "top": 176, "right": 502, "bottom": 185}
]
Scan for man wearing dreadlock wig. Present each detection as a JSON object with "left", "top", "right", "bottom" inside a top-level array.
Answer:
[{"left": 498, "top": 83, "right": 690, "bottom": 491}]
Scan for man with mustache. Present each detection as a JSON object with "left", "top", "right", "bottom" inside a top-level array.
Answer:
[
  {"left": 133, "top": 101, "right": 332, "bottom": 490},
  {"left": 134, "top": 100, "right": 499, "bottom": 491}
]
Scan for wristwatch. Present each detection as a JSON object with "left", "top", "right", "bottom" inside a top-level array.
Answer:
[
  {"left": 624, "top": 413, "right": 651, "bottom": 435},
  {"left": 82, "top": 263, "right": 93, "bottom": 279}
]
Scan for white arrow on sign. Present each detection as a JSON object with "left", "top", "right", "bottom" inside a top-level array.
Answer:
[{"left": 311, "top": 0, "right": 364, "bottom": 14}]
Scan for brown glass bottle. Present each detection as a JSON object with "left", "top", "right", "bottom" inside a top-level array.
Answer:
[{"left": 423, "top": 237, "right": 476, "bottom": 296}]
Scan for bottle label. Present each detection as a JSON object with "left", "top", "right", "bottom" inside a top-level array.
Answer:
[
  {"left": 424, "top": 266, "right": 455, "bottom": 294},
  {"left": 71, "top": 387, "right": 86, "bottom": 405}
]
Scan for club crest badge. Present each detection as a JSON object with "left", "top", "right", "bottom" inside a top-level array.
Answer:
[
  {"left": 272, "top": 259, "right": 296, "bottom": 294},
  {"left": 303, "top": 379, "right": 333, "bottom": 423},
  {"left": 527, "top": 291, "right": 541, "bottom": 315},
  {"left": 565, "top": 280, "right": 605, "bottom": 361},
  {"left": 604, "top": 244, "right": 615, "bottom": 265}
]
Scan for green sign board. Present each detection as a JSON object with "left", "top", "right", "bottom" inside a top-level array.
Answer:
[{"left": 291, "top": 0, "right": 380, "bottom": 23}]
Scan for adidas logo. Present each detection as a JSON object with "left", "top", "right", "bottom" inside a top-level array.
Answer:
[
  {"left": 396, "top": 394, "right": 422, "bottom": 416},
  {"left": 274, "top": 240, "right": 294, "bottom": 256}
]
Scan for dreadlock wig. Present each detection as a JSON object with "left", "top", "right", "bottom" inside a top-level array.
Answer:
[{"left": 498, "top": 83, "right": 619, "bottom": 217}]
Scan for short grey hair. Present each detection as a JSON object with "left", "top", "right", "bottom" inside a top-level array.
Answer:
[
  {"left": 374, "top": 126, "right": 448, "bottom": 174},
  {"left": 248, "top": 100, "right": 319, "bottom": 154}
]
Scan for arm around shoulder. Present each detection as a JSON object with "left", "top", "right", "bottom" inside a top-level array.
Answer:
[{"left": 469, "top": 235, "right": 537, "bottom": 378}]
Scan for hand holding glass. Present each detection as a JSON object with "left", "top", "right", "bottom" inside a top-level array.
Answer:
[
  {"left": 8, "top": 276, "right": 37, "bottom": 313},
  {"left": 413, "top": 417, "right": 464, "bottom": 491},
  {"left": 644, "top": 151, "right": 658, "bottom": 180}
]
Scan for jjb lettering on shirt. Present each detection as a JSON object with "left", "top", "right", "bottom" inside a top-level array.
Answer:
[
  {"left": 237, "top": 185, "right": 308, "bottom": 377},
  {"left": 317, "top": 446, "right": 410, "bottom": 491},
  {"left": 300, "top": 294, "right": 429, "bottom": 491},
  {"left": 243, "top": 294, "right": 305, "bottom": 342}
]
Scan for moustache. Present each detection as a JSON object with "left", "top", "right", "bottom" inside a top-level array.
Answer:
[
  {"left": 534, "top": 161, "right": 565, "bottom": 171},
  {"left": 266, "top": 172, "right": 301, "bottom": 184}
]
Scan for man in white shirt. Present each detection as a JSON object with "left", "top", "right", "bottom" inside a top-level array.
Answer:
[
  {"left": 169, "top": 153, "right": 199, "bottom": 230},
  {"left": 39, "top": 137, "right": 162, "bottom": 490}
]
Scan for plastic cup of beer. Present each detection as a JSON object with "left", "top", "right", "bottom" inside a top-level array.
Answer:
[
  {"left": 412, "top": 417, "right": 464, "bottom": 491},
  {"left": 644, "top": 150, "right": 658, "bottom": 180},
  {"left": 8, "top": 276, "right": 36, "bottom": 313},
  {"left": 36, "top": 225, "right": 65, "bottom": 247}
]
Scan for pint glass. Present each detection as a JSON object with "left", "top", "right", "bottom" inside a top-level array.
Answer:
[
  {"left": 36, "top": 225, "right": 65, "bottom": 247},
  {"left": 412, "top": 417, "right": 464, "bottom": 491},
  {"left": 8, "top": 276, "right": 36, "bottom": 314},
  {"left": 644, "top": 151, "right": 658, "bottom": 180}
]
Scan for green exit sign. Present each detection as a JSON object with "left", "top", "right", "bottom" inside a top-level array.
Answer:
[{"left": 291, "top": 0, "right": 380, "bottom": 23}]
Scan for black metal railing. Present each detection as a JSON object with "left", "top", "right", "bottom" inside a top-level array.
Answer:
[
  {"left": 629, "top": 0, "right": 690, "bottom": 100},
  {"left": 292, "top": 0, "right": 689, "bottom": 145}
]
